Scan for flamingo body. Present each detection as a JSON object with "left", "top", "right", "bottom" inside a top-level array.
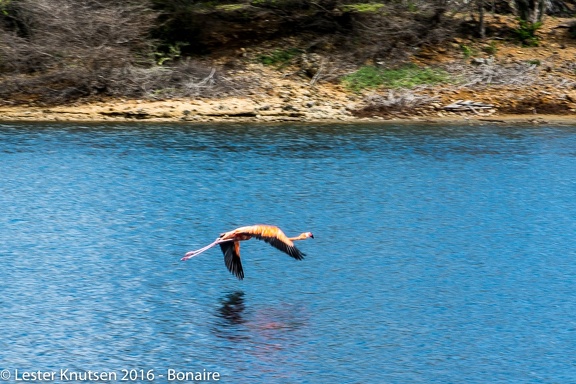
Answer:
[{"left": 182, "top": 224, "right": 313, "bottom": 280}]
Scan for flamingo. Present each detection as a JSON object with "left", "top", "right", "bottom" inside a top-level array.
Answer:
[{"left": 182, "top": 224, "right": 314, "bottom": 280}]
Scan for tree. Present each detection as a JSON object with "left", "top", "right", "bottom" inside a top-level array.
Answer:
[
  {"left": 514, "top": 0, "right": 546, "bottom": 23},
  {"left": 477, "top": 0, "right": 486, "bottom": 39}
]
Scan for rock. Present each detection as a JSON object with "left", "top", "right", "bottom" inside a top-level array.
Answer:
[
  {"left": 471, "top": 57, "right": 493, "bottom": 65},
  {"left": 282, "top": 105, "right": 298, "bottom": 111},
  {"left": 565, "top": 92, "right": 576, "bottom": 103}
]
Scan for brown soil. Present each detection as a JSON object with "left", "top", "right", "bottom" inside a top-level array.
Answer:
[{"left": 1, "top": 15, "right": 576, "bottom": 125}]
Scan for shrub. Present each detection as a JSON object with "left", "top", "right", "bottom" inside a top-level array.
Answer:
[
  {"left": 342, "top": 65, "right": 450, "bottom": 92},
  {"left": 461, "top": 45, "right": 475, "bottom": 58},
  {"left": 0, "top": 0, "right": 159, "bottom": 103},
  {"left": 514, "top": 20, "right": 542, "bottom": 47},
  {"left": 258, "top": 48, "right": 302, "bottom": 68},
  {"left": 482, "top": 41, "right": 498, "bottom": 55}
]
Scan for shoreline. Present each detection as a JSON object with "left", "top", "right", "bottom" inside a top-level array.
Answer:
[{"left": 1, "top": 98, "right": 575, "bottom": 126}]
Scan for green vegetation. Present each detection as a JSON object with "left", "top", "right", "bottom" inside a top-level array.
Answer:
[
  {"left": 340, "top": 3, "right": 384, "bottom": 13},
  {"left": 258, "top": 48, "right": 302, "bottom": 68},
  {"left": 250, "top": 0, "right": 277, "bottom": 6},
  {"left": 342, "top": 65, "right": 450, "bottom": 92},
  {"left": 0, "top": 0, "right": 11, "bottom": 15},
  {"left": 514, "top": 20, "right": 542, "bottom": 47},
  {"left": 155, "top": 43, "right": 187, "bottom": 65},
  {"left": 482, "top": 41, "right": 498, "bottom": 55},
  {"left": 461, "top": 45, "right": 476, "bottom": 59},
  {"left": 215, "top": 4, "right": 247, "bottom": 11},
  {"left": 406, "top": 1, "right": 418, "bottom": 12}
]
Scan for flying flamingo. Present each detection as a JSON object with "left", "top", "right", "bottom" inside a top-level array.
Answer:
[{"left": 182, "top": 224, "right": 314, "bottom": 280}]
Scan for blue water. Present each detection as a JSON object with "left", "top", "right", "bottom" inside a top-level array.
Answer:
[{"left": 1, "top": 122, "right": 576, "bottom": 383}]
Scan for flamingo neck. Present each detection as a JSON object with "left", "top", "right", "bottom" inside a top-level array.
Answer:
[{"left": 288, "top": 233, "right": 309, "bottom": 241}]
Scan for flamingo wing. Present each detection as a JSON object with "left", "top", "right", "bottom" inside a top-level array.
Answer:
[
  {"left": 236, "top": 225, "right": 305, "bottom": 260},
  {"left": 220, "top": 241, "right": 244, "bottom": 280}
]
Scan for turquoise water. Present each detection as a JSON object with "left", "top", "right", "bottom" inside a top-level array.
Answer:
[{"left": 1, "top": 123, "right": 576, "bottom": 383}]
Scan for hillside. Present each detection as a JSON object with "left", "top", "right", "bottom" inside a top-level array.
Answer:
[{"left": 1, "top": 13, "right": 576, "bottom": 124}]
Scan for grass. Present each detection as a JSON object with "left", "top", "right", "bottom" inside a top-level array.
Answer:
[
  {"left": 340, "top": 3, "right": 384, "bottom": 13},
  {"left": 216, "top": 4, "right": 247, "bottom": 11},
  {"left": 258, "top": 48, "right": 302, "bottom": 68},
  {"left": 341, "top": 65, "right": 450, "bottom": 92},
  {"left": 461, "top": 45, "right": 476, "bottom": 59}
]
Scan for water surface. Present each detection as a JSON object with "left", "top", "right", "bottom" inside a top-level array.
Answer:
[{"left": 1, "top": 122, "right": 576, "bottom": 383}]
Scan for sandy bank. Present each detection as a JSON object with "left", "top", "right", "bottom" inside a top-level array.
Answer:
[{"left": 1, "top": 98, "right": 575, "bottom": 126}]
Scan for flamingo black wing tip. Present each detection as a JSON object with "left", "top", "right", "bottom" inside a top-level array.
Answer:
[
  {"left": 230, "top": 263, "right": 244, "bottom": 280},
  {"left": 289, "top": 247, "right": 305, "bottom": 260},
  {"left": 221, "top": 242, "right": 245, "bottom": 280}
]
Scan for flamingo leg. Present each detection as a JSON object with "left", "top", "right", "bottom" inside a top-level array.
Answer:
[
  {"left": 181, "top": 238, "right": 234, "bottom": 261},
  {"left": 182, "top": 240, "right": 218, "bottom": 260}
]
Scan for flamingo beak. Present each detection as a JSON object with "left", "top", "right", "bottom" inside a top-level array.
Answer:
[{"left": 310, "top": 233, "right": 314, "bottom": 239}]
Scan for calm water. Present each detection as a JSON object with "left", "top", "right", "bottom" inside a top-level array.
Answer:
[{"left": 1, "top": 122, "right": 576, "bottom": 383}]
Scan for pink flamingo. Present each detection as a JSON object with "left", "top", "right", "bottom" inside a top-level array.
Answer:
[{"left": 182, "top": 224, "right": 314, "bottom": 279}]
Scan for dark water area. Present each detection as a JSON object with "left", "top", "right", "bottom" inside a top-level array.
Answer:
[{"left": 1, "top": 122, "right": 576, "bottom": 383}]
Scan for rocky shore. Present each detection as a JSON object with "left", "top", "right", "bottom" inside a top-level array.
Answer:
[
  {"left": 1, "top": 88, "right": 575, "bottom": 126},
  {"left": 0, "top": 90, "right": 357, "bottom": 124}
]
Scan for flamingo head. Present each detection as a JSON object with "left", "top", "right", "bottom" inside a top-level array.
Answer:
[{"left": 305, "top": 232, "right": 314, "bottom": 239}]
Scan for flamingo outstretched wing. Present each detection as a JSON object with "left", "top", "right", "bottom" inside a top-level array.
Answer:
[{"left": 232, "top": 225, "right": 305, "bottom": 260}]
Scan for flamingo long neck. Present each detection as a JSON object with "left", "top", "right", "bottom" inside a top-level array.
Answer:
[{"left": 288, "top": 233, "right": 309, "bottom": 241}]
